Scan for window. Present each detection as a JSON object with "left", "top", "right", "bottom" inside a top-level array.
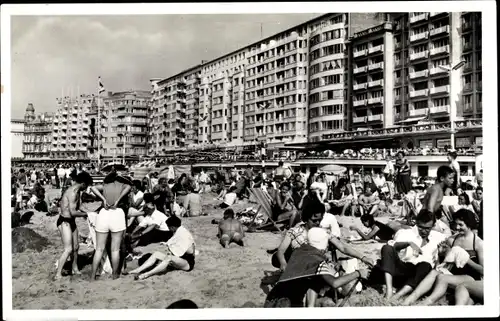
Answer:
[
  {"left": 414, "top": 101, "right": 428, "bottom": 109},
  {"left": 434, "top": 77, "right": 449, "bottom": 87},
  {"left": 433, "top": 97, "right": 449, "bottom": 106}
]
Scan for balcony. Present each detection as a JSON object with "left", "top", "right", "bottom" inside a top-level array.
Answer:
[
  {"left": 368, "top": 45, "right": 384, "bottom": 54},
  {"left": 430, "top": 105, "right": 450, "bottom": 114},
  {"left": 368, "top": 114, "right": 383, "bottom": 122},
  {"left": 430, "top": 25, "right": 450, "bottom": 37},
  {"left": 353, "top": 66, "right": 368, "bottom": 74},
  {"left": 353, "top": 83, "right": 368, "bottom": 90},
  {"left": 410, "top": 13, "right": 429, "bottom": 24},
  {"left": 430, "top": 67, "right": 448, "bottom": 75},
  {"left": 430, "top": 12, "right": 448, "bottom": 18},
  {"left": 409, "top": 89, "right": 429, "bottom": 98},
  {"left": 430, "top": 45, "right": 450, "bottom": 56},
  {"left": 367, "top": 97, "right": 383, "bottom": 105},
  {"left": 353, "top": 49, "right": 368, "bottom": 58},
  {"left": 353, "top": 99, "right": 367, "bottom": 107},
  {"left": 409, "top": 108, "right": 429, "bottom": 116},
  {"left": 368, "top": 79, "right": 383, "bottom": 88},
  {"left": 430, "top": 85, "right": 450, "bottom": 95},
  {"left": 410, "top": 31, "right": 429, "bottom": 43},
  {"left": 410, "top": 51, "right": 429, "bottom": 61},
  {"left": 368, "top": 62, "right": 384, "bottom": 71},
  {"left": 353, "top": 116, "right": 366, "bottom": 123},
  {"left": 409, "top": 70, "right": 429, "bottom": 79}
]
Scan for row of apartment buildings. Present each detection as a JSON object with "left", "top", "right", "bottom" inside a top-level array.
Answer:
[
  {"left": 16, "top": 12, "right": 482, "bottom": 160},
  {"left": 148, "top": 11, "right": 482, "bottom": 154},
  {"left": 19, "top": 90, "right": 151, "bottom": 160}
]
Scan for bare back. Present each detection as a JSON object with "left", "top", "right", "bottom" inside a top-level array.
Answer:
[
  {"left": 219, "top": 218, "right": 243, "bottom": 238},
  {"left": 422, "top": 183, "right": 444, "bottom": 213},
  {"left": 61, "top": 184, "right": 80, "bottom": 218}
]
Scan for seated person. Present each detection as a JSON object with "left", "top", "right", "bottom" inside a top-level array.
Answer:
[
  {"left": 129, "top": 202, "right": 172, "bottom": 247},
  {"left": 126, "top": 216, "right": 196, "bottom": 280},
  {"left": 403, "top": 209, "right": 483, "bottom": 306},
  {"left": 183, "top": 184, "right": 202, "bottom": 217},
  {"left": 349, "top": 214, "right": 400, "bottom": 242},
  {"left": 127, "top": 181, "right": 146, "bottom": 226},
  {"left": 216, "top": 186, "right": 238, "bottom": 209},
  {"left": 217, "top": 208, "right": 245, "bottom": 248},
  {"left": 329, "top": 178, "right": 353, "bottom": 215},
  {"left": 265, "top": 227, "right": 371, "bottom": 308},
  {"left": 272, "top": 182, "right": 298, "bottom": 229},
  {"left": 358, "top": 186, "right": 381, "bottom": 216},
  {"left": 454, "top": 280, "right": 483, "bottom": 305},
  {"left": 471, "top": 187, "right": 482, "bottom": 216},
  {"left": 369, "top": 209, "right": 447, "bottom": 300}
]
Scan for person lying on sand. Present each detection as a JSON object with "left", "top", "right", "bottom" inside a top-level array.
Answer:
[
  {"left": 349, "top": 214, "right": 401, "bottom": 242},
  {"left": 129, "top": 202, "right": 172, "bottom": 248},
  {"left": 217, "top": 208, "right": 245, "bottom": 248},
  {"left": 54, "top": 172, "right": 93, "bottom": 280},
  {"left": 125, "top": 216, "right": 195, "bottom": 280}
]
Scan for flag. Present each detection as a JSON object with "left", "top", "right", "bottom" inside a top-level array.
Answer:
[
  {"left": 98, "top": 77, "right": 105, "bottom": 94},
  {"left": 258, "top": 101, "right": 272, "bottom": 110}
]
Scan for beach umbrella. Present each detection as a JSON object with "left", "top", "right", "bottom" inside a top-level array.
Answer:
[
  {"left": 319, "top": 164, "right": 347, "bottom": 175},
  {"left": 343, "top": 149, "right": 353, "bottom": 155}
]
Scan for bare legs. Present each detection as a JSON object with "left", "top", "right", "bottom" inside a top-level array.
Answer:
[
  {"left": 128, "top": 251, "right": 191, "bottom": 280},
  {"left": 455, "top": 281, "right": 483, "bottom": 305},
  {"left": 55, "top": 222, "right": 78, "bottom": 279},
  {"left": 419, "top": 274, "right": 474, "bottom": 306},
  {"left": 403, "top": 270, "right": 439, "bottom": 305},
  {"left": 110, "top": 231, "right": 124, "bottom": 279},
  {"left": 90, "top": 231, "right": 108, "bottom": 281}
]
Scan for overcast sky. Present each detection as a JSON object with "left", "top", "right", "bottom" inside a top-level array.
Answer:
[{"left": 10, "top": 14, "right": 321, "bottom": 118}]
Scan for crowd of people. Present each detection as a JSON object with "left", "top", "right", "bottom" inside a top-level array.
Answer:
[{"left": 10, "top": 148, "right": 485, "bottom": 307}]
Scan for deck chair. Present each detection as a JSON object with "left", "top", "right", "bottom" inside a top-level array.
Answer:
[{"left": 248, "top": 188, "right": 288, "bottom": 232}]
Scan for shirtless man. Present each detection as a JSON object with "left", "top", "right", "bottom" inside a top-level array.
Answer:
[
  {"left": 54, "top": 172, "right": 94, "bottom": 280},
  {"left": 358, "top": 186, "right": 380, "bottom": 216},
  {"left": 218, "top": 208, "right": 245, "bottom": 248},
  {"left": 421, "top": 166, "right": 455, "bottom": 218}
]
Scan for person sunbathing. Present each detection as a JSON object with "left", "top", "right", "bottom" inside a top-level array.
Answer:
[
  {"left": 125, "top": 216, "right": 195, "bottom": 280},
  {"left": 54, "top": 172, "right": 94, "bottom": 280},
  {"left": 349, "top": 214, "right": 400, "bottom": 242},
  {"left": 358, "top": 186, "right": 380, "bottom": 216},
  {"left": 216, "top": 186, "right": 237, "bottom": 209},
  {"left": 402, "top": 209, "right": 483, "bottom": 306},
  {"left": 264, "top": 227, "right": 371, "bottom": 308},
  {"left": 217, "top": 208, "right": 245, "bottom": 248},
  {"left": 272, "top": 182, "right": 299, "bottom": 229}
]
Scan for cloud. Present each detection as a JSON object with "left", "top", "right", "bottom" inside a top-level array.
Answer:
[{"left": 10, "top": 14, "right": 321, "bottom": 118}]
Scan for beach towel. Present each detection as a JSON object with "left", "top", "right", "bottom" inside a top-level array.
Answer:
[
  {"left": 278, "top": 244, "right": 332, "bottom": 283},
  {"left": 443, "top": 245, "right": 471, "bottom": 268}
]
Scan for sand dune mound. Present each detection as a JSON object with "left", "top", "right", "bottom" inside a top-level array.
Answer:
[{"left": 12, "top": 227, "right": 51, "bottom": 253}]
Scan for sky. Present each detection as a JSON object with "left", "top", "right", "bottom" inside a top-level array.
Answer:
[{"left": 10, "top": 13, "right": 322, "bottom": 119}]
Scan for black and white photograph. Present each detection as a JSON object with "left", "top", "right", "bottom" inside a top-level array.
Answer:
[{"left": 1, "top": 2, "right": 498, "bottom": 320}]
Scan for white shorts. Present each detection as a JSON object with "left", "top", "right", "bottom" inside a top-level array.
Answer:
[{"left": 95, "top": 208, "right": 126, "bottom": 233}]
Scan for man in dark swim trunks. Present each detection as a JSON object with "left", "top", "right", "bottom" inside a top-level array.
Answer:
[
  {"left": 218, "top": 208, "right": 245, "bottom": 248},
  {"left": 55, "top": 171, "right": 93, "bottom": 280}
]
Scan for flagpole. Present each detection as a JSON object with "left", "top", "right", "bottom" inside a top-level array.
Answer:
[{"left": 97, "top": 79, "right": 101, "bottom": 170}]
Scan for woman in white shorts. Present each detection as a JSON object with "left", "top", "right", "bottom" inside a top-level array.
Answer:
[{"left": 90, "top": 172, "right": 132, "bottom": 280}]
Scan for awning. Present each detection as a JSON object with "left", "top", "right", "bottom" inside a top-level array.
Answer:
[{"left": 396, "top": 116, "right": 427, "bottom": 124}]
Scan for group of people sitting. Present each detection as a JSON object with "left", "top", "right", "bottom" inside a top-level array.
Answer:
[
  {"left": 263, "top": 164, "right": 484, "bottom": 307},
  {"left": 54, "top": 170, "right": 197, "bottom": 281}
]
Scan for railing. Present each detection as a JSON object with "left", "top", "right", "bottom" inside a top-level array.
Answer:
[
  {"left": 353, "top": 66, "right": 368, "bottom": 74},
  {"left": 353, "top": 116, "right": 366, "bottom": 123},
  {"left": 368, "top": 114, "right": 383, "bottom": 121},
  {"left": 410, "top": 13, "right": 429, "bottom": 23},
  {"left": 430, "top": 67, "right": 447, "bottom": 75},
  {"left": 410, "top": 51, "right": 429, "bottom": 61},
  {"left": 429, "top": 105, "right": 450, "bottom": 114},
  {"left": 353, "top": 49, "right": 368, "bottom": 58},
  {"left": 353, "top": 99, "right": 367, "bottom": 107},
  {"left": 368, "top": 45, "right": 384, "bottom": 54},
  {"left": 430, "top": 45, "right": 450, "bottom": 56},
  {"left": 430, "top": 25, "right": 450, "bottom": 37},
  {"left": 368, "top": 79, "right": 383, "bottom": 87},
  {"left": 430, "top": 85, "right": 450, "bottom": 95},
  {"left": 353, "top": 83, "right": 368, "bottom": 90},
  {"left": 409, "top": 89, "right": 429, "bottom": 98},
  {"left": 409, "top": 70, "right": 429, "bottom": 79},
  {"left": 410, "top": 31, "right": 429, "bottom": 42},
  {"left": 409, "top": 108, "right": 429, "bottom": 116},
  {"left": 368, "top": 62, "right": 384, "bottom": 70}
]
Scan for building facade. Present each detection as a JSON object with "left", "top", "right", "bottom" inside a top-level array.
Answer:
[
  {"left": 101, "top": 90, "right": 151, "bottom": 161},
  {"left": 23, "top": 103, "right": 54, "bottom": 160},
  {"left": 346, "top": 12, "right": 482, "bottom": 135},
  {"left": 11, "top": 119, "right": 25, "bottom": 159},
  {"left": 51, "top": 96, "right": 92, "bottom": 159}
]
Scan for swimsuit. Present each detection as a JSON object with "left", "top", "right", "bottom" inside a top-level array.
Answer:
[
  {"left": 180, "top": 252, "right": 195, "bottom": 271},
  {"left": 56, "top": 215, "right": 77, "bottom": 232},
  {"left": 450, "top": 234, "right": 482, "bottom": 280}
]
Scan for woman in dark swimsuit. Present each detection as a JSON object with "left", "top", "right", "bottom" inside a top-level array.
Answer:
[
  {"left": 403, "top": 209, "right": 483, "bottom": 305},
  {"left": 394, "top": 151, "right": 412, "bottom": 196}
]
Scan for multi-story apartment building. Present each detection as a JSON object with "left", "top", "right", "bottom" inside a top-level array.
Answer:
[
  {"left": 101, "top": 90, "right": 151, "bottom": 161},
  {"left": 149, "top": 66, "right": 202, "bottom": 155},
  {"left": 51, "top": 96, "right": 91, "bottom": 159},
  {"left": 23, "top": 103, "right": 54, "bottom": 160},
  {"left": 346, "top": 12, "right": 482, "bottom": 141},
  {"left": 11, "top": 119, "right": 25, "bottom": 159}
]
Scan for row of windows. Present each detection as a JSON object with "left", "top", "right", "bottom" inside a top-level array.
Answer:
[
  {"left": 310, "top": 75, "right": 343, "bottom": 90},
  {"left": 309, "top": 89, "right": 345, "bottom": 103},
  {"left": 310, "top": 28, "right": 344, "bottom": 47},
  {"left": 309, "top": 104, "right": 343, "bottom": 118},
  {"left": 309, "top": 119, "right": 343, "bottom": 133},
  {"left": 310, "top": 44, "right": 345, "bottom": 60},
  {"left": 310, "top": 59, "right": 344, "bottom": 75}
]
